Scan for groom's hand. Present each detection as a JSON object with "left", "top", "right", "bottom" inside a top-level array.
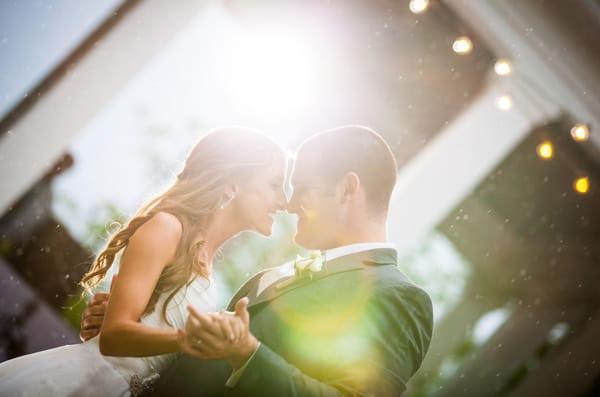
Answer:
[
  {"left": 79, "top": 293, "right": 108, "bottom": 341},
  {"left": 181, "top": 297, "right": 259, "bottom": 369},
  {"left": 228, "top": 297, "right": 259, "bottom": 369},
  {"left": 79, "top": 274, "right": 116, "bottom": 342}
]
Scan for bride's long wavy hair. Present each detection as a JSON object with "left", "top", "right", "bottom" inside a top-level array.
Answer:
[{"left": 80, "top": 127, "right": 284, "bottom": 323}]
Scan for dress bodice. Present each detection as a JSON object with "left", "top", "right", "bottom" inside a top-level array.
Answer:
[{"left": 87, "top": 276, "right": 218, "bottom": 381}]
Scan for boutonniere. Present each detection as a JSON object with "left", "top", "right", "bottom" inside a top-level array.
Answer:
[
  {"left": 294, "top": 250, "right": 324, "bottom": 279},
  {"left": 276, "top": 250, "right": 324, "bottom": 290}
]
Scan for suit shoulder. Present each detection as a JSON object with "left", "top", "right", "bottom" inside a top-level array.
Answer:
[
  {"left": 367, "top": 267, "right": 434, "bottom": 329},
  {"left": 366, "top": 264, "right": 429, "bottom": 297}
]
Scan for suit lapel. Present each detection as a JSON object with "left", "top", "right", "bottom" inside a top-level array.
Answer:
[
  {"left": 248, "top": 248, "right": 398, "bottom": 309},
  {"left": 226, "top": 269, "right": 268, "bottom": 311}
]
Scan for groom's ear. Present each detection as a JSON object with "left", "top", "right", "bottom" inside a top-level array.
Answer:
[{"left": 340, "top": 172, "right": 361, "bottom": 204}]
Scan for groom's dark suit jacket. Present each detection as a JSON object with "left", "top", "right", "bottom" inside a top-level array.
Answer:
[{"left": 152, "top": 248, "right": 433, "bottom": 396}]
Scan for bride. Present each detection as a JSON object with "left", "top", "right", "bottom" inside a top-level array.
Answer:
[{"left": 0, "top": 127, "right": 287, "bottom": 396}]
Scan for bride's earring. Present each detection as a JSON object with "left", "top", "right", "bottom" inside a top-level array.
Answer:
[{"left": 220, "top": 194, "right": 236, "bottom": 209}]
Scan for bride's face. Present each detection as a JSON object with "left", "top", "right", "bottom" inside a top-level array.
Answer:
[{"left": 231, "top": 158, "right": 287, "bottom": 236}]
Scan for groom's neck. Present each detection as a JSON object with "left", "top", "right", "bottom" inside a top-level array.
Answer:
[{"left": 330, "top": 219, "right": 389, "bottom": 248}]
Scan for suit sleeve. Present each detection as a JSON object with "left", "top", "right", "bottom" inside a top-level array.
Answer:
[{"left": 225, "top": 286, "right": 434, "bottom": 397}]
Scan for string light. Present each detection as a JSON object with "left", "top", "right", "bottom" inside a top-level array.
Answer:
[
  {"left": 573, "top": 177, "right": 590, "bottom": 194},
  {"left": 494, "top": 59, "right": 512, "bottom": 76},
  {"left": 496, "top": 95, "right": 512, "bottom": 111},
  {"left": 409, "top": 0, "right": 430, "bottom": 14},
  {"left": 570, "top": 123, "right": 590, "bottom": 142},
  {"left": 536, "top": 141, "right": 554, "bottom": 160},
  {"left": 452, "top": 36, "right": 473, "bottom": 55}
]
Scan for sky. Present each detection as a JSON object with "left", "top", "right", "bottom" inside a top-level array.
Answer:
[{"left": 0, "top": 0, "right": 124, "bottom": 119}]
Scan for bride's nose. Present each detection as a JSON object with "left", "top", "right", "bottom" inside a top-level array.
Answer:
[
  {"left": 271, "top": 190, "right": 287, "bottom": 213},
  {"left": 285, "top": 192, "right": 301, "bottom": 215}
]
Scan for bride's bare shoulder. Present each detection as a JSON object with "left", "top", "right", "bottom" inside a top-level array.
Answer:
[
  {"left": 129, "top": 211, "right": 183, "bottom": 252},
  {"left": 150, "top": 211, "right": 183, "bottom": 233}
]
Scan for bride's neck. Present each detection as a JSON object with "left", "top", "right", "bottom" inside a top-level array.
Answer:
[{"left": 196, "top": 211, "right": 241, "bottom": 266}]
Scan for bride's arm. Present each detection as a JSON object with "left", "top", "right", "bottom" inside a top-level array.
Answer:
[{"left": 98, "top": 212, "right": 184, "bottom": 357}]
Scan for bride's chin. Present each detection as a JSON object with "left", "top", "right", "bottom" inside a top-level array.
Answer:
[
  {"left": 257, "top": 228, "right": 273, "bottom": 237},
  {"left": 253, "top": 221, "right": 274, "bottom": 237}
]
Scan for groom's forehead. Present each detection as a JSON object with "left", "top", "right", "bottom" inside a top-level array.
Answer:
[{"left": 288, "top": 150, "right": 318, "bottom": 183}]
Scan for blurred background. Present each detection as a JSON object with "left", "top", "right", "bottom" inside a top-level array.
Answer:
[{"left": 0, "top": 0, "right": 599, "bottom": 395}]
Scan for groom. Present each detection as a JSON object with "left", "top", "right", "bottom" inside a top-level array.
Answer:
[{"left": 81, "top": 126, "right": 433, "bottom": 396}]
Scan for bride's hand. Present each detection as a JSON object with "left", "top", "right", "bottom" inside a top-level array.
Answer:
[
  {"left": 208, "top": 310, "right": 246, "bottom": 343},
  {"left": 180, "top": 301, "right": 252, "bottom": 361},
  {"left": 176, "top": 314, "right": 244, "bottom": 358}
]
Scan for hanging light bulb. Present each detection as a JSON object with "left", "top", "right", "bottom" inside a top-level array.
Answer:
[
  {"left": 536, "top": 141, "right": 554, "bottom": 160},
  {"left": 494, "top": 59, "right": 512, "bottom": 76},
  {"left": 409, "top": 0, "right": 430, "bottom": 14},
  {"left": 570, "top": 123, "right": 590, "bottom": 142},
  {"left": 452, "top": 36, "right": 473, "bottom": 55},
  {"left": 496, "top": 95, "right": 512, "bottom": 111},
  {"left": 573, "top": 176, "right": 590, "bottom": 194}
]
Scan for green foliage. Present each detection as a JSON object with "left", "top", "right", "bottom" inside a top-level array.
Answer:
[
  {"left": 61, "top": 293, "right": 88, "bottom": 331},
  {"left": 82, "top": 202, "right": 127, "bottom": 252},
  {"left": 399, "top": 231, "right": 472, "bottom": 321}
]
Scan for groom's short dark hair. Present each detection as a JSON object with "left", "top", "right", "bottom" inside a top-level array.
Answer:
[{"left": 297, "top": 125, "right": 398, "bottom": 213}]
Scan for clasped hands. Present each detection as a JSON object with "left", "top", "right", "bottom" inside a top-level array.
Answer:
[{"left": 178, "top": 297, "right": 259, "bottom": 370}]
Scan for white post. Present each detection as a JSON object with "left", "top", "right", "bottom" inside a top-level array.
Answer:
[{"left": 389, "top": 77, "right": 560, "bottom": 257}]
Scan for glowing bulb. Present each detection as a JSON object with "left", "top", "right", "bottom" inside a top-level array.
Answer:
[
  {"left": 570, "top": 123, "right": 590, "bottom": 141},
  {"left": 494, "top": 59, "right": 512, "bottom": 76},
  {"left": 536, "top": 141, "right": 554, "bottom": 160},
  {"left": 452, "top": 36, "right": 473, "bottom": 54},
  {"left": 409, "top": 0, "right": 430, "bottom": 14},
  {"left": 573, "top": 177, "right": 590, "bottom": 194},
  {"left": 496, "top": 95, "right": 512, "bottom": 111}
]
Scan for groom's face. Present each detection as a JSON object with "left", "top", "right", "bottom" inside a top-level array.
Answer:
[{"left": 287, "top": 151, "right": 342, "bottom": 250}]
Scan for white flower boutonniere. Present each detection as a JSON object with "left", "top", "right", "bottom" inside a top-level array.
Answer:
[
  {"left": 276, "top": 251, "right": 324, "bottom": 291},
  {"left": 294, "top": 250, "right": 324, "bottom": 279}
]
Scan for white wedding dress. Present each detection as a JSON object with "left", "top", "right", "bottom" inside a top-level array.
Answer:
[{"left": 0, "top": 276, "right": 217, "bottom": 397}]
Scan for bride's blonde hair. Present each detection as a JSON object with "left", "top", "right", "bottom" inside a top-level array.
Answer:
[{"left": 80, "top": 127, "right": 284, "bottom": 323}]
